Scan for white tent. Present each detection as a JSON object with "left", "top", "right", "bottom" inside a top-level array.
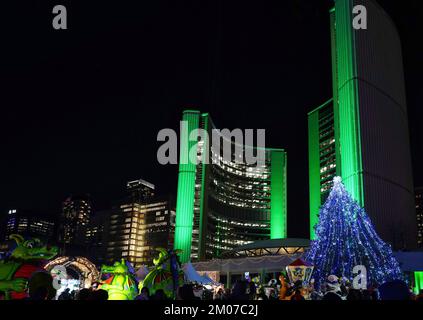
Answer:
[
  {"left": 183, "top": 262, "right": 219, "bottom": 285},
  {"left": 135, "top": 265, "right": 150, "bottom": 281},
  {"left": 192, "top": 253, "right": 304, "bottom": 274}
]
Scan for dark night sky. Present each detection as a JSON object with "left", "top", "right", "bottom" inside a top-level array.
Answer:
[{"left": 0, "top": 1, "right": 422, "bottom": 238}]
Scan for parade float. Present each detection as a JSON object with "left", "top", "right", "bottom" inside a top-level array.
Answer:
[
  {"left": 99, "top": 259, "right": 138, "bottom": 300},
  {"left": 140, "top": 248, "right": 184, "bottom": 299},
  {"left": 285, "top": 258, "right": 314, "bottom": 286},
  {"left": 0, "top": 234, "right": 58, "bottom": 300},
  {"left": 283, "top": 258, "right": 315, "bottom": 299}
]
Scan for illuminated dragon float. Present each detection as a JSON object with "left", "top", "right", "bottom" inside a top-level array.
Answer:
[
  {"left": 100, "top": 259, "right": 138, "bottom": 300},
  {"left": 0, "top": 234, "right": 58, "bottom": 300},
  {"left": 140, "top": 248, "right": 184, "bottom": 299}
]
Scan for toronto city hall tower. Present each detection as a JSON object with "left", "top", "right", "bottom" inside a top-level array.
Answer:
[{"left": 308, "top": 0, "right": 417, "bottom": 249}]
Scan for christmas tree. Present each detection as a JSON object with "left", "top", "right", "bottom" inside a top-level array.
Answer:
[{"left": 305, "top": 176, "right": 403, "bottom": 289}]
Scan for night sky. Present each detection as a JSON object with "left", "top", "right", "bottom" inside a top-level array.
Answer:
[{"left": 1, "top": 1, "right": 422, "bottom": 238}]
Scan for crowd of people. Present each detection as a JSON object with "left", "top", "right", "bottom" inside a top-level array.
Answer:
[
  {"left": 133, "top": 277, "right": 423, "bottom": 301},
  {"left": 57, "top": 287, "right": 109, "bottom": 301},
  {"left": 276, "top": 274, "right": 423, "bottom": 301},
  {"left": 16, "top": 271, "right": 423, "bottom": 301}
]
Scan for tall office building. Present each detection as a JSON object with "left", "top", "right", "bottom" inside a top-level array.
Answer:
[
  {"left": 58, "top": 194, "right": 92, "bottom": 252},
  {"left": 174, "top": 110, "right": 287, "bottom": 263},
  {"left": 1, "top": 209, "right": 55, "bottom": 242},
  {"left": 105, "top": 180, "right": 175, "bottom": 268},
  {"left": 85, "top": 209, "right": 112, "bottom": 265},
  {"left": 127, "top": 179, "right": 155, "bottom": 202},
  {"left": 308, "top": 0, "right": 417, "bottom": 249},
  {"left": 106, "top": 199, "right": 175, "bottom": 268},
  {"left": 415, "top": 188, "right": 423, "bottom": 248}
]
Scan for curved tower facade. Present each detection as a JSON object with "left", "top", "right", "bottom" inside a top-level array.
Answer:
[{"left": 174, "top": 111, "right": 287, "bottom": 262}]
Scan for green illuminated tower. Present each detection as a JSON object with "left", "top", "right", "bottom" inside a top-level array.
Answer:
[
  {"left": 174, "top": 110, "right": 200, "bottom": 263},
  {"left": 174, "top": 110, "right": 287, "bottom": 263},
  {"left": 270, "top": 150, "right": 287, "bottom": 239},
  {"left": 308, "top": 0, "right": 416, "bottom": 248}
]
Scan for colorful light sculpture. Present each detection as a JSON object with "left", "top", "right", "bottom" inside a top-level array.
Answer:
[
  {"left": 286, "top": 258, "right": 314, "bottom": 286},
  {"left": 305, "top": 177, "right": 403, "bottom": 290}
]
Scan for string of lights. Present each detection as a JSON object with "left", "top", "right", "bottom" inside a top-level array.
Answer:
[{"left": 305, "top": 177, "right": 403, "bottom": 289}]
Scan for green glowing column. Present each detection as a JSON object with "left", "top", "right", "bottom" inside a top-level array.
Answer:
[
  {"left": 174, "top": 110, "right": 200, "bottom": 263},
  {"left": 333, "top": 0, "right": 364, "bottom": 205},
  {"left": 270, "top": 150, "right": 287, "bottom": 239},
  {"left": 308, "top": 111, "right": 320, "bottom": 240},
  {"left": 414, "top": 272, "right": 423, "bottom": 295}
]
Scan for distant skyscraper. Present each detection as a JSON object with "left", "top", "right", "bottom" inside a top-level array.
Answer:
[
  {"left": 106, "top": 198, "right": 175, "bottom": 268},
  {"left": 415, "top": 188, "right": 423, "bottom": 248},
  {"left": 85, "top": 209, "right": 112, "bottom": 265},
  {"left": 59, "top": 194, "right": 92, "bottom": 253},
  {"left": 174, "top": 110, "right": 287, "bottom": 263},
  {"left": 126, "top": 179, "right": 155, "bottom": 202},
  {"left": 1, "top": 209, "right": 55, "bottom": 242},
  {"left": 105, "top": 180, "right": 175, "bottom": 268},
  {"left": 308, "top": 0, "right": 417, "bottom": 249}
]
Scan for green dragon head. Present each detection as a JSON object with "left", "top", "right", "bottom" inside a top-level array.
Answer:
[
  {"left": 140, "top": 248, "right": 184, "bottom": 299},
  {"left": 100, "top": 259, "right": 138, "bottom": 300},
  {"left": 152, "top": 248, "right": 183, "bottom": 267},
  {"left": 101, "top": 259, "right": 129, "bottom": 275},
  {"left": 152, "top": 248, "right": 168, "bottom": 267},
  {"left": 9, "top": 234, "right": 58, "bottom": 261}
]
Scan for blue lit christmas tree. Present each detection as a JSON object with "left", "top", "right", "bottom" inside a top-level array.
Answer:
[{"left": 305, "top": 176, "right": 403, "bottom": 289}]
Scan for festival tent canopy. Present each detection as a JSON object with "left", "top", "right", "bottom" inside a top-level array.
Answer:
[
  {"left": 192, "top": 253, "right": 304, "bottom": 275},
  {"left": 202, "top": 274, "right": 216, "bottom": 284},
  {"left": 288, "top": 258, "right": 313, "bottom": 267},
  {"left": 183, "top": 262, "right": 219, "bottom": 285},
  {"left": 135, "top": 265, "right": 150, "bottom": 280}
]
